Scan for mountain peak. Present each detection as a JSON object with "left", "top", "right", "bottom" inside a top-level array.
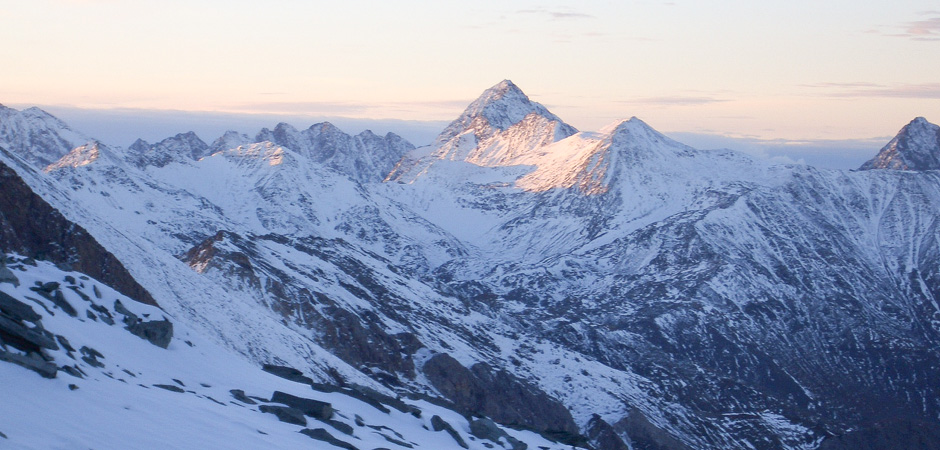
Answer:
[
  {"left": 859, "top": 117, "right": 940, "bottom": 171},
  {"left": 0, "top": 104, "right": 93, "bottom": 167},
  {"left": 437, "top": 81, "right": 575, "bottom": 145}
]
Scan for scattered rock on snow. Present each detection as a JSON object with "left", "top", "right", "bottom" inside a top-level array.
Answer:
[
  {"left": 262, "top": 364, "right": 313, "bottom": 384},
  {"left": 0, "top": 264, "right": 18, "bottom": 286},
  {"left": 0, "top": 291, "right": 40, "bottom": 322},
  {"left": 270, "top": 391, "right": 333, "bottom": 420},
  {"left": 230, "top": 389, "right": 257, "bottom": 405},
  {"left": 299, "top": 428, "right": 359, "bottom": 450},
  {"left": 259, "top": 404, "right": 307, "bottom": 427},
  {"left": 431, "top": 415, "right": 469, "bottom": 449},
  {"left": 126, "top": 319, "right": 173, "bottom": 349},
  {"left": 0, "top": 349, "right": 57, "bottom": 378},
  {"left": 153, "top": 384, "right": 185, "bottom": 393}
]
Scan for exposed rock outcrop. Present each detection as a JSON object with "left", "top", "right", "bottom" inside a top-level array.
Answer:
[
  {"left": 0, "top": 159, "right": 157, "bottom": 307},
  {"left": 422, "top": 353, "right": 579, "bottom": 437}
]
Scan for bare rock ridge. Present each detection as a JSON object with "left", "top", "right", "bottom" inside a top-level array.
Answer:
[
  {"left": 129, "top": 132, "right": 211, "bottom": 168},
  {"left": 859, "top": 117, "right": 940, "bottom": 170},
  {"left": 0, "top": 156, "right": 157, "bottom": 307},
  {"left": 254, "top": 121, "right": 414, "bottom": 182}
]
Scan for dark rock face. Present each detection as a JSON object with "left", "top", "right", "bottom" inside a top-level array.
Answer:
[
  {"left": 586, "top": 415, "right": 630, "bottom": 450},
  {"left": 0, "top": 159, "right": 157, "bottom": 307},
  {"left": 620, "top": 408, "right": 692, "bottom": 450},
  {"left": 469, "top": 417, "right": 527, "bottom": 450},
  {"left": 423, "top": 353, "right": 578, "bottom": 437},
  {"left": 185, "top": 232, "right": 420, "bottom": 383},
  {"left": 258, "top": 404, "right": 307, "bottom": 427},
  {"left": 817, "top": 418, "right": 940, "bottom": 450},
  {"left": 270, "top": 391, "right": 333, "bottom": 420}
]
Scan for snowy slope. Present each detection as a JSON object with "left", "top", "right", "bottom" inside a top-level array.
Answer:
[
  {"left": 2, "top": 87, "right": 940, "bottom": 450},
  {"left": 0, "top": 256, "right": 574, "bottom": 450}
]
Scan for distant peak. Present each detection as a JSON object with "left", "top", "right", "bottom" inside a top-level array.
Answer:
[
  {"left": 311, "top": 122, "right": 341, "bottom": 133},
  {"left": 859, "top": 116, "right": 940, "bottom": 171},
  {"left": 273, "top": 122, "right": 298, "bottom": 133},
  {"left": 435, "top": 80, "right": 575, "bottom": 145},
  {"left": 603, "top": 116, "right": 658, "bottom": 135}
]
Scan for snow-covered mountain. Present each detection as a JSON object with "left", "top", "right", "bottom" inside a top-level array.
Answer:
[
  {"left": 859, "top": 116, "right": 940, "bottom": 171},
  {"left": 2, "top": 83, "right": 940, "bottom": 450},
  {"left": 0, "top": 104, "right": 94, "bottom": 168}
]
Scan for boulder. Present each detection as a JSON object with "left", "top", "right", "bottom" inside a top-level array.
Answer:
[
  {"left": 259, "top": 405, "right": 306, "bottom": 427},
  {"left": 270, "top": 391, "right": 333, "bottom": 420},
  {"left": 586, "top": 414, "right": 630, "bottom": 450},
  {"left": 262, "top": 364, "right": 313, "bottom": 384},
  {"left": 0, "top": 349, "right": 57, "bottom": 378},
  {"left": 126, "top": 319, "right": 173, "bottom": 349},
  {"left": 153, "top": 384, "right": 184, "bottom": 393},
  {"left": 0, "top": 313, "right": 58, "bottom": 351},
  {"left": 423, "top": 353, "right": 578, "bottom": 437},
  {"left": 431, "top": 415, "right": 469, "bottom": 449},
  {"left": 50, "top": 290, "right": 76, "bottom": 317},
  {"left": 325, "top": 419, "right": 354, "bottom": 435},
  {"left": 0, "top": 291, "right": 40, "bottom": 322},
  {"left": 469, "top": 417, "right": 526, "bottom": 450},
  {"left": 299, "top": 428, "right": 359, "bottom": 450},
  {"left": 113, "top": 300, "right": 138, "bottom": 323},
  {"left": 0, "top": 264, "right": 18, "bottom": 286},
  {"left": 229, "top": 389, "right": 257, "bottom": 405}
]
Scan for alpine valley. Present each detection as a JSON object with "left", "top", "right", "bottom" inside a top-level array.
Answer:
[{"left": 2, "top": 81, "right": 940, "bottom": 450}]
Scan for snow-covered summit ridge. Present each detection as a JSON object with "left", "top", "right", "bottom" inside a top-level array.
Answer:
[
  {"left": 249, "top": 121, "right": 414, "bottom": 183},
  {"left": 859, "top": 116, "right": 940, "bottom": 171},
  {"left": 387, "top": 80, "right": 581, "bottom": 182},
  {"left": 129, "top": 131, "right": 211, "bottom": 169},
  {"left": 0, "top": 104, "right": 96, "bottom": 168},
  {"left": 436, "top": 79, "right": 577, "bottom": 143}
]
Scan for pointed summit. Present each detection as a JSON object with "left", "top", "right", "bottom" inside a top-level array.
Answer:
[
  {"left": 859, "top": 117, "right": 940, "bottom": 171},
  {"left": 436, "top": 80, "right": 577, "bottom": 144}
]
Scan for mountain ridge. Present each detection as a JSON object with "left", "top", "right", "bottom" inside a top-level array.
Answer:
[{"left": 1, "top": 85, "right": 939, "bottom": 450}]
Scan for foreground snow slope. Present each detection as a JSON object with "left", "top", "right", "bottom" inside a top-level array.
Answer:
[{"left": 0, "top": 257, "right": 571, "bottom": 450}]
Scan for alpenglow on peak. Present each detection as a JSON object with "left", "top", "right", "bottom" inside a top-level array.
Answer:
[
  {"left": 436, "top": 80, "right": 577, "bottom": 144},
  {"left": 859, "top": 117, "right": 940, "bottom": 171}
]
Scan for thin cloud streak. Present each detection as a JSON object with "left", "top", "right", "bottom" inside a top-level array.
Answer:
[
  {"left": 515, "top": 8, "right": 595, "bottom": 20},
  {"left": 804, "top": 82, "right": 940, "bottom": 99},
  {"left": 620, "top": 96, "right": 729, "bottom": 106},
  {"left": 873, "top": 15, "right": 940, "bottom": 41}
]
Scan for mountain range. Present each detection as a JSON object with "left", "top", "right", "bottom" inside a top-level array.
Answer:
[{"left": 1, "top": 80, "right": 939, "bottom": 450}]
